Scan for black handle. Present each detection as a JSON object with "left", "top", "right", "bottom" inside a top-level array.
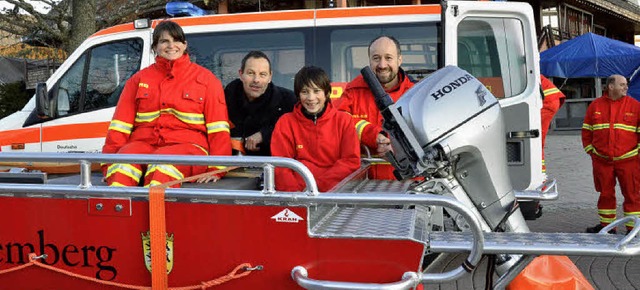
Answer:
[{"left": 360, "top": 67, "right": 394, "bottom": 110}]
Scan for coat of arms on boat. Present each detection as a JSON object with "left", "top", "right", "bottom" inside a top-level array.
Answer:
[{"left": 141, "top": 231, "right": 174, "bottom": 273}]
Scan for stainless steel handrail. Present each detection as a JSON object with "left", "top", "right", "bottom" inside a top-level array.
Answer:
[
  {"left": 603, "top": 216, "right": 640, "bottom": 249},
  {"left": 289, "top": 192, "right": 485, "bottom": 289},
  {"left": 361, "top": 157, "right": 388, "bottom": 164},
  {"left": 291, "top": 266, "right": 419, "bottom": 290},
  {"left": 0, "top": 152, "right": 320, "bottom": 195},
  {"left": 514, "top": 178, "right": 558, "bottom": 201}
]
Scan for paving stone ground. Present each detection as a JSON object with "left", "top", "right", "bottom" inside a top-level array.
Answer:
[
  {"left": 529, "top": 133, "right": 639, "bottom": 290},
  {"left": 428, "top": 133, "right": 640, "bottom": 289}
]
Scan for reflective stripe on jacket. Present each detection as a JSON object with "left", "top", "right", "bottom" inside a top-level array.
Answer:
[
  {"left": 102, "top": 54, "right": 231, "bottom": 168},
  {"left": 541, "top": 74, "right": 566, "bottom": 114},
  {"left": 582, "top": 93, "right": 640, "bottom": 161},
  {"left": 337, "top": 69, "right": 414, "bottom": 151}
]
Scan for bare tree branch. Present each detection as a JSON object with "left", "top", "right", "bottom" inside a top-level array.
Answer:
[
  {"left": 0, "top": 0, "right": 220, "bottom": 55},
  {"left": 97, "top": 0, "right": 168, "bottom": 28},
  {"left": 3, "top": 0, "right": 60, "bottom": 25},
  {"left": 0, "top": 0, "right": 69, "bottom": 48}
]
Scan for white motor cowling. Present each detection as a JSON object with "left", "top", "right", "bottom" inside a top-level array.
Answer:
[
  {"left": 394, "top": 66, "right": 526, "bottom": 233},
  {"left": 395, "top": 65, "right": 499, "bottom": 146},
  {"left": 361, "top": 65, "right": 528, "bottom": 234},
  {"left": 361, "top": 64, "right": 530, "bottom": 276}
]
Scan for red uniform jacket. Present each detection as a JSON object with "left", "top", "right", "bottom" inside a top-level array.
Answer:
[
  {"left": 540, "top": 75, "right": 566, "bottom": 148},
  {"left": 582, "top": 93, "right": 640, "bottom": 162},
  {"left": 272, "top": 103, "right": 361, "bottom": 192},
  {"left": 102, "top": 55, "right": 231, "bottom": 170},
  {"left": 337, "top": 69, "right": 414, "bottom": 179}
]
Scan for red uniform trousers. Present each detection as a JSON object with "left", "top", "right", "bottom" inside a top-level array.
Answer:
[
  {"left": 591, "top": 157, "right": 640, "bottom": 230},
  {"left": 105, "top": 141, "right": 207, "bottom": 188}
]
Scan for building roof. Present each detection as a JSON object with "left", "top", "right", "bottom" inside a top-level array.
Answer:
[
  {"left": 589, "top": 0, "right": 640, "bottom": 22},
  {"left": 575, "top": 0, "right": 640, "bottom": 30}
]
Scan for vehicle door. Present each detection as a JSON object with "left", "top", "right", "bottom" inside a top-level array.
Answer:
[
  {"left": 21, "top": 30, "right": 152, "bottom": 153},
  {"left": 443, "top": 1, "right": 542, "bottom": 190}
]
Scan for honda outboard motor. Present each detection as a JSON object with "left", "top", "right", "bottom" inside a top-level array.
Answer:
[{"left": 361, "top": 65, "right": 529, "bottom": 273}]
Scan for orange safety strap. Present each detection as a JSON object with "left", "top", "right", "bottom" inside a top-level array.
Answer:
[
  {"left": 149, "top": 166, "right": 239, "bottom": 289},
  {"left": 230, "top": 138, "right": 246, "bottom": 155},
  {"left": 149, "top": 186, "right": 168, "bottom": 290},
  {"left": 155, "top": 166, "right": 240, "bottom": 189}
]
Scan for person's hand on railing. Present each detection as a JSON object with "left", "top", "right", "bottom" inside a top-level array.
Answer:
[{"left": 196, "top": 174, "right": 220, "bottom": 183}]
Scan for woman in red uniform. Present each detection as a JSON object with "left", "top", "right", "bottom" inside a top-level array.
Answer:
[
  {"left": 102, "top": 20, "right": 231, "bottom": 187},
  {"left": 271, "top": 66, "right": 360, "bottom": 192}
]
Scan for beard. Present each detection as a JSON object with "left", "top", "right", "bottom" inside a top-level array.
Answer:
[{"left": 376, "top": 67, "right": 398, "bottom": 86}]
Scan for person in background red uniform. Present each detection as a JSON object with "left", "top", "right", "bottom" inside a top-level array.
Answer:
[
  {"left": 582, "top": 74, "right": 640, "bottom": 233},
  {"left": 102, "top": 20, "right": 231, "bottom": 187},
  {"left": 522, "top": 75, "right": 567, "bottom": 220},
  {"left": 540, "top": 75, "right": 566, "bottom": 175},
  {"left": 271, "top": 66, "right": 360, "bottom": 192},
  {"left": 338, "top": 35, "right": 414, "bottom": 180}
]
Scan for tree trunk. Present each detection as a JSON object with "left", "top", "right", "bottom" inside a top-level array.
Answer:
[{"left": 67, "top": 0, "right": 96, "bottom": 54}]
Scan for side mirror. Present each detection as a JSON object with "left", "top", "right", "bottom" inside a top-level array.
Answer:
[{"left": 35, "top": 82, "right": 57, "bottom": 119}]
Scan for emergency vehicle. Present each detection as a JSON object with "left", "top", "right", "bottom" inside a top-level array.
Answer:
[
  {"left": 0, "top": 1, "right": 543, "bottom": 191},
  {"left": 1, "top": 2, "right": 639, "bottom": 289}
]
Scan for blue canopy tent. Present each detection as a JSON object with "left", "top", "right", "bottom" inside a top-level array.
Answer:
[
  {"left": 631, "top": 75, "right": 640, "bottom": 100},
  {"left": 540, "top": 32, "right": 640, "bottom": 99}
]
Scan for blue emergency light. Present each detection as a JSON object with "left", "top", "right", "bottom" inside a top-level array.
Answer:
[{"left": 166, "top": 2, "right": 206, "bottom": 17}]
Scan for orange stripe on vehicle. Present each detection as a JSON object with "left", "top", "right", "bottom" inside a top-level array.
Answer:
[
  {"left": 92, "top": 6, "right": 438, "bottom": 37},
  {"left": 0, "top": 122, "right": 111, "bottom": 146},
  {"left": 41, "top": 122, "right": 110, "bottom": 142},
  {"left": 154, "top": 10, "right": 315, "bottom": 27},
  {"left": 92, "top": 23, "right": 136, "bottom": 37},
  {"left": 316, "top": 5, "right": 441, "bottom": 18},
  {"left": 0, "top": 127, "right": 40, "bottom": 146}
]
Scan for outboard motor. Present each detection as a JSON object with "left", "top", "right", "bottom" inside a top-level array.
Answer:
[{"left": 361, "top": 65, "right": 529, "bottom": 273}]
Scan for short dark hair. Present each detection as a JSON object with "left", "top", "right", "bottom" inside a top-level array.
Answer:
[
  {"left": 152, "top": 21, "right": 186, "bottom": 49},
  {"left": 240, "top": 51, "right": 271, "bottom": 72},
  {"left": 606, "top": 75, "right": 617, "bottom": 87},
  {"left": 294, "top": 66, "right": 332, "bottom": 100},
  {"left": 368, "top": 35, "right": 401, "bottom": 56}
]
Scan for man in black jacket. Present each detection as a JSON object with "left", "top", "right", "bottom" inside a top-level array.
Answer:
[{"left": 225, "top": 51, "right": 297, "bottom": 156}]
